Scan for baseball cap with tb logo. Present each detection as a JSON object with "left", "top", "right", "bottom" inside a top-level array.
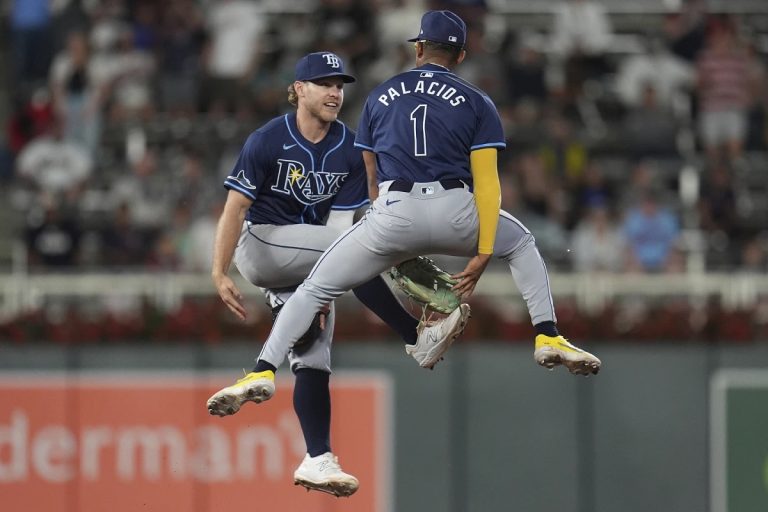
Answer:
[
  {"left": 295, "top": 52, "right": 356, "bottom": 83},
  {"left": 408, "top": 10, "right": 467, "bottom": 48}
]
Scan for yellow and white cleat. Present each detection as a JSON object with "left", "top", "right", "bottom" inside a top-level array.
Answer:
[
  {"left": 207, "top": 370, "right": 275, "bottom": 417},
  {"left": 534, "top": 335, "right": 601, "bottom": 376}
]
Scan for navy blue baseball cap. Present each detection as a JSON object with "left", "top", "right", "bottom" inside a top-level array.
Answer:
[
  {"left": 295, "top": 52, "right": 356, "bottom": 83},
  {"left": 408, "top": 10, "right": 467, "bottom": 48}
]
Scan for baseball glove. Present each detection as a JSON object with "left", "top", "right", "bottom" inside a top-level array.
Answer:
[{"left": 388, "top": 256, "right": 461, "bottom": 314}]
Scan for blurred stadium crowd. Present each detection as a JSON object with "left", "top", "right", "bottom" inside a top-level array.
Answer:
[{"left": 1, "top": 0, "right": 768, "bottom": 342}]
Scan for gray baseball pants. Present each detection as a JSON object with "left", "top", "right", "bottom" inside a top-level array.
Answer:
[
  {"left": 233, "top": 223, "right": 342, "bottom": 372},
  {"left": 258, "top": 180, "right": 556, "bottom": 370}
]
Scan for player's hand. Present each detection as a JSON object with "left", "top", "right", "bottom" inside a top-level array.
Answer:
[
  {"left": 451, "top": 253, "right": 492, "bottom": 298},
  {"left": 213, "top": 273, "right": 247, "bottom": 321},
  {"left": 318, "top": 304, "right": 331, "bottom": 330}
]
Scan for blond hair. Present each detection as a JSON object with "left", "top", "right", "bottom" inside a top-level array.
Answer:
[{"left": 287, "top": 82, "right": 299, "bottom": 107}]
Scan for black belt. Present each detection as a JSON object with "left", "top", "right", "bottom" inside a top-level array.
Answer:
[{"left": 389, "top": 178, "right": 467, "bottom": 193}]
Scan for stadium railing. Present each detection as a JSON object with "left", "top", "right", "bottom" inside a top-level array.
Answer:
[{"left": 2, "top": 270, "right": 767, "bottom": 319}]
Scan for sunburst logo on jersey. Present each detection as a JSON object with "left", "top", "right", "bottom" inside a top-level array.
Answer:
[{"left": 288, "top": 167, "right": 305, "bottom": 186}]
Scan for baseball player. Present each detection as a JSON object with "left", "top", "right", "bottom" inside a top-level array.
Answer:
[
  {"left": 210, "top": 8, "right": 601, "bottom": 486},
  {"left": 207, "top": 52, "right": 469, "bottom": 497}
]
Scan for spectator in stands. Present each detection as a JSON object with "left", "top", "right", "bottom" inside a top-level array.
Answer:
[
  {"left": 49, "top": 30, "right": 108, "bottom": 156},
  {"left": 107, "top": 26, "right": 157, "bottom": 122},
  {"left": 549, "top": 0, "right": 613, "bottom": 99},
  {"left": 504, "top": 36, "right": 548, "bottom": 109},
  {"left": 745, "top": 40, "right": 768, "bottom": 152},
  {"left": 622, "top": 191, "right": 682, "bottom": 273},
  {"left": 51, "top": 0, "right": 92, "bottom": 51},
  {"left": 695, "top": 17, "right": 754, "bottom": 166},
  {"left": 129, "top": 1, "right": 159, "bottom": 53},
  {"left": 569, "top": 160, "right": 615, "bottom": 230},
  {"left": 740, "top": 235, "right": 768, "bottom": 272},
  {"left": 537, "top": 112, "right": 588, "bottom": 187},
  {"left": 366, "top": 44, "right": 413, "bottom": 97},
  {"left": 179, "top": 200, "right": 223, "bottom": 272},
  {"left": 201, "top": 0, "right": 264, "bottom": 116},
  {"left": 313, "top": 0, "right": 379, "bottom": 80},
  {"left": 516, "top": 152, "right": 570, "bottom": 261},
  {"left": 98, "top": 202, "right": 153, "bottom": 267},
  {"left": 698, "top": 163, "right": 738, "bottom": 236},
  {"left": 147, "top": 231, "right": 182, "bottom": 270},
  {"left": 621, "top": 83, "right": 680, "bottom": 158},
  {"left": 663, "top": 0, "right": 709, "bottom": 63},
  {"left": 169, "top": 145, "right": 220, "bottom": 218},
  {"left": 88, "top": 0, "right": 126, "bottom": 59},
  {"left": 15, "top": 118, "right": 93, "bottom": 197},
  {"left": 456, "top": 20, "right": 509, "bottom": 109},
  {"left": 147, "top": 204, "right": 192, "bottom": 271},
  {"left": 550, "top": 0, "right": 612, "bottom": 57},
  {"left": 570, "top": 202, "right": 626, "bottom": 272},
  {"left": 697, "top": 162, "right": 744, "bottom": 268},
  {"left": 370, "top": 0, "right": 425, "bottom": 88},
  {"left": 619, "top": 159, "right": 664, "bottom": 207},
  {"left": 157, "top": 0, "right": 206, "bottom": 116},
  {"left": 4, "top": 87, "right": 54, "bottom": 163},
  {"left": 518, "top": 152, "right": 564, "bottom": 223},
  {"left": 2, "top": 87, "right": 54, "bottom": 182},
  {"left": 108, "top": 148, "right": 172, "bottom": 230},
  {"left": 25, "top": 198, "right": 82, "bottom": 268},
  {"left": 435, "top": 0, "right": 488, "bottom": 33},
  {"left": 9, "top": 0, "right": 53, "bottom": 87},
  {"left": 615, "top": 37, "right": 694, "bottom": 111}
]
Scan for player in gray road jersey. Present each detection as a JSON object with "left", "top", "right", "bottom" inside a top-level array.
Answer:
[
  {"left": 207, "top": 52, "right": 469, "bottom": 497},
  {"left": 209, "top": 10, "right": 601, "bottom": 492}
]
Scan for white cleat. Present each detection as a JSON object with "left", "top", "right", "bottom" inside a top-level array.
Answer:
[
  {"left": 293, "top": 452, "right": 359, "bottom": 497},
  {"left": 407, "top": 304, "right": 471, "bottom": 369},
  {"left": 207, "top": 370, "right": 275, "bottom": 416},
  {"left": 533, "top": 335, "right": 601, "bottom": 376}
]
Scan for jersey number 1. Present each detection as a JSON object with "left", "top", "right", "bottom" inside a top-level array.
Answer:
[{"left": 410, "top": 104, "right": 427, "bottom": 156}]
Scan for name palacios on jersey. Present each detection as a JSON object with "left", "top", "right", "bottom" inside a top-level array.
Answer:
[
  {"left": 376, "top": 72, "right": 466, "bottom": 107},
  {"left": 269, "top": 159, "right": 346, "bottom": 205}
]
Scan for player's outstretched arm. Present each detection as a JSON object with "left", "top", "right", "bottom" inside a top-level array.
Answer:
[{"left": 212, "top": 190, "right": 253, "bottom": 321}]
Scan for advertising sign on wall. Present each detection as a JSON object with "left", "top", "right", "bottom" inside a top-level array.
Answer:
[{"left": 0, "top": 371, "right": 392, "bottom": 512}]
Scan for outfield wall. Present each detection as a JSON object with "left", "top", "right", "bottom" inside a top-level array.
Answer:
[{"left": 1, "top": 341, "right": 767, "bottom": 512}]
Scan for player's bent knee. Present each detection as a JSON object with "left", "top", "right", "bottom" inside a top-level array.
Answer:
[
  {"left": 290, "top": 361, "right": 332, "bottom": 374},
  {"left": 294, "top": 312, "right": 324, "bottom": 350}
]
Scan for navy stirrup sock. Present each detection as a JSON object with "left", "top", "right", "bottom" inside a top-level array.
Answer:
[
  {"left": 293, "top": 368, "right": 331, "bottom": 457},
  {"left": 535, "top": 321, "right": 559, "bottom": 337},
  {"left": 353, "top": 275, "right": 419, "bottom": 344},
  {"left": 253, "top": 360, "right": 277, "bottom": 373}
]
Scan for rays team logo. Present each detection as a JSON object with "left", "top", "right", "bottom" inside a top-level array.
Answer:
[
  {"left": 271, "top": 159, "right": 346, "bottom": 205},
  {"left": 323, "top": 53, "right": 341, "bottom": 68},
  {"left": 227, "top": 169, "right": 256, "bottom": 190}
]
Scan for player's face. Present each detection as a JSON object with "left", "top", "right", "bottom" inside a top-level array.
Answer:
[{"left": 300, "top": 77, "right": 345, "bottom": 122}]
